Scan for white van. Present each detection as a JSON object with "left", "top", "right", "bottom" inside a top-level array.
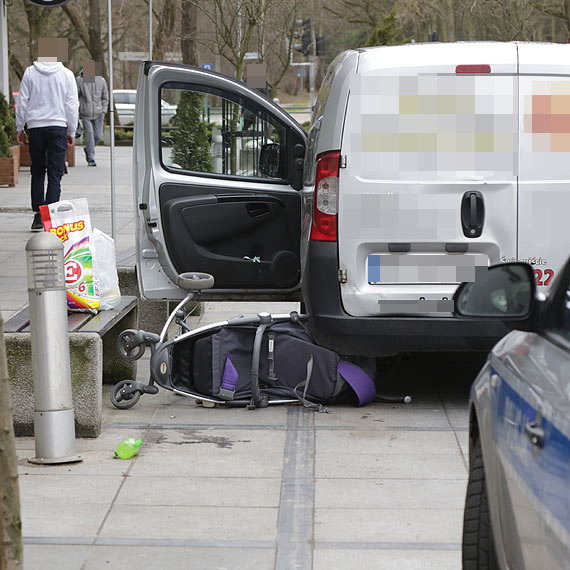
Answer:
[{"left": 134, "top": 42, "right": 570, "bottom": 356}]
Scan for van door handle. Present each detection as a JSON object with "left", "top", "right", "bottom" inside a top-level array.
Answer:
[
  {"left": 461, "top": 191, "right": 485, "bottom": 238},
  {"left": 524, "top": 421, "right": 545, "bottom": 448}
]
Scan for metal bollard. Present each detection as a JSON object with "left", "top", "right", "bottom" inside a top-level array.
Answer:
[{"left": 26, "top": 232, "right": 82, "bottom": 465}]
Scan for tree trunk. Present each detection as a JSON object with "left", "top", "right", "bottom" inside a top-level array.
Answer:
[
  {"left": 154, "top": 0, "right": 177, "bottom": 62},
  {"left": 23, "top": 3, "right": 53, "bottom": 62},
  {"left": 0, "top": 316, "right": 22, "bottom": 569},
  {"left": 88, "top": 0, "right": 108, "bottom": 80},
  {"left": 182, "top": 0, "right": 199, "bottom": 66}
]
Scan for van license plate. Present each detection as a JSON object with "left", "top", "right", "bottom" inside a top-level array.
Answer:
[{"left": 367, "top": 254, "right": 488, "bottom": 284}]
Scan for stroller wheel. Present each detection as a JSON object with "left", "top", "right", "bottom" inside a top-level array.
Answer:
[
  {"left": 117, "top": 330, "right": 145, "bottom": 361},
  {"left": 111, "top": 380, "right": 142, "bottom": 409}
]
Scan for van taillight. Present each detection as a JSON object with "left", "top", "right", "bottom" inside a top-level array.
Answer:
[
  {"left": 455, "top": 64, "right": 491, "bottom": 74},
  {"left": 310, "top": 150, "right": 340, "bottom": 242}
]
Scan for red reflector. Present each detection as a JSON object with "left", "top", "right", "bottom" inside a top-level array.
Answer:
[{"left": 455, "top": 64, "right": 491, "bottom": 74}]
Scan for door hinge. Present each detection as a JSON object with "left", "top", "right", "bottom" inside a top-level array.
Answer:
[
  {"left": 338, "top": 268, "right": 347, "bottom": 283},
  {"left": 340, "top": 155, "right": 347, "bottom": 168}
]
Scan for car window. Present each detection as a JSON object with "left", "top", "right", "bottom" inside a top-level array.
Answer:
[{"left": 160, "top": 84, "right": 286, "bottom": 180}]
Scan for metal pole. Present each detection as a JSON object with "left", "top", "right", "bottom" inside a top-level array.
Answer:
[
  {"left": 26, "top": 233, "right": 81, "bottom": 465},
  {"left": 149, "top": 0, "right": 153, "bottom": 60},
  {"left": 108, "top": 0, "right": 116, "bottom": 240},
  {"left": 0, "top": 0, "right": 9, "bottom": 100}
]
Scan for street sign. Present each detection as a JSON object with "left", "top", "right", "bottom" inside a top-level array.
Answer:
[
  {"left": 165, "top": 52, "right": 183, "bottom": 62},
  {"left": 201, "top": 63, "right": 213, "bottom": 70},
  {"left": 26, "top": 0, "right": 72, "bottom": 5},
  {"left": 118, "top": 52, "right": 149, "bottom": 62},
  {"left": 244, "top": 52, "right": 259, "bottom": 60}
]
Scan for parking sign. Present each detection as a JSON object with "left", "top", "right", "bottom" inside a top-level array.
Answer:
[{"left": 201, "top": 64, "right": 213, "bottom": 71}]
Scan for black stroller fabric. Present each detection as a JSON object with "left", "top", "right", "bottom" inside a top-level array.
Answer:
[{"left": 172, "top": 320, "right": 376, "bottom": 407}]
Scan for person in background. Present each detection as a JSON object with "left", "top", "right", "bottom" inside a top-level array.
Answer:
[
  {"left": 76, "top": 60, "right": 108, "bottom": 167},
  {"left": 16, "top": 37, "right": 78, "bottom": 231}
]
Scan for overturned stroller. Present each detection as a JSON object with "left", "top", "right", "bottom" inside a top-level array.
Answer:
[{"left": 111, "top": 272, "right": 403, "bottom": 411}]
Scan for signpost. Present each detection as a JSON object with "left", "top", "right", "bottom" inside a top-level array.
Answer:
[{"left": 118, "top": 52, "right": 149, "bottom": 62}]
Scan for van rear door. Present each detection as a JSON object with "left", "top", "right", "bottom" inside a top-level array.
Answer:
[
  {"left": 338, "top": 43, "right": 518, "bottom": 317},
  {"left": 517, "top": 43, "right": 570, "bottom": 291}
]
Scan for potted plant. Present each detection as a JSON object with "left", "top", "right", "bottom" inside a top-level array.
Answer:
[{"left": 0, "top": 93, "right": 19, "bottom": 187}]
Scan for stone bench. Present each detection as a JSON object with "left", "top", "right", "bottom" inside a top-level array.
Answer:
[{"left": 5, "top": 296, "right": 138, "bottom": 438}]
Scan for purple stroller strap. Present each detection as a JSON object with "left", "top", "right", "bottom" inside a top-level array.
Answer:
[
  {"left": 218, "top": 355, "right": 238, "bottom": 400},
  {"left": 337, "top": 361, "right": 376, "bottom": 406}
]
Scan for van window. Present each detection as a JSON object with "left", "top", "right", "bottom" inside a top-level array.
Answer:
[
  {"left": 346, "top": 74, "right": 517, "bottom": 181},
  {"left": 160, "top": 84, "right": 286, "bottom": 180}
]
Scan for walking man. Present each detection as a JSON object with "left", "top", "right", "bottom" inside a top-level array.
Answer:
[
  {"left": 16, "top": 37, "right": 78, "bottom": 231},
  {"left": 76, "top": 60, "right": 108, "bottom": 167}
]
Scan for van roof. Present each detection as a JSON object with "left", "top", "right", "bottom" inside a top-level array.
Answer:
[{"left": 354, "top": 41, "right": 570, "bottom": 74}]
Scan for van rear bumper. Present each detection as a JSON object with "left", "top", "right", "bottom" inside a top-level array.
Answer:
[{"left": 302, "top": 241, "right": 510, "bottom": 357}]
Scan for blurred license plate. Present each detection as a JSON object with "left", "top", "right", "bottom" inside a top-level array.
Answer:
[{"left": 367, "top": 254, "right": 488, "bottom": 284}]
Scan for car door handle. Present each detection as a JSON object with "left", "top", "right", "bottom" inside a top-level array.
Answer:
[{"left": 524, "top": 421, "right": 545, "bottom": 448}]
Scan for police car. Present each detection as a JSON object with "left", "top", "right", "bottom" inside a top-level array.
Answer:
[{"left": 453, "top": 259, "right": 570, "bottom": 569}]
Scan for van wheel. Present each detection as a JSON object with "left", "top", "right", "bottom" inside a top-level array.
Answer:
[{"left": 462, "top": 438, "right": 500, "bottom": 570}]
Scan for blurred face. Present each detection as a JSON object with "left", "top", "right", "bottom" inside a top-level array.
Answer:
[{"left": 38, "top": 38, "right": 68, "bottom": 62}]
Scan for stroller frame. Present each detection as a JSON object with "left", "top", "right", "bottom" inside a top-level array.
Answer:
[{"left": 111, "top": 272, "right": 301, "bottom": 410}]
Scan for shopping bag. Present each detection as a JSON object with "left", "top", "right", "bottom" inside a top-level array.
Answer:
[
  {"left": 40, "top": 198, "right": 100, "bottom": 313},
  {"left": 92, "top": 228, "right": 121, "bottom": 310}
]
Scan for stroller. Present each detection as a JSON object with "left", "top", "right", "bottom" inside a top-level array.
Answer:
[{"left": 110, "top": 272, "right": 410, "bottom": 410}]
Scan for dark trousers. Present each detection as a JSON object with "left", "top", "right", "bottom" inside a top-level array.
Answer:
[{"left": 28, "top": 126, "right": 67, "bottom": 212}]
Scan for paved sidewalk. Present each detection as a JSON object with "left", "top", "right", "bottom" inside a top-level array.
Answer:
[{"left": 2, "top": 145, "right": 470, "bottom": 569}]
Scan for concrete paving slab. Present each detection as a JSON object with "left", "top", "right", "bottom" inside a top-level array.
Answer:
[
  {"left": 116, "top": 476, "right": 281, "bottom": 507},
  {"left": 314, "top": 507, "right": 464, "bottom": 543},
  {"left": 313, "top": 548, "right": 461, "bottom": 570},
  {"left": 315, "top": 478, "right": 467, "bottom": 509},
  {"left": 20, "top": 502, "right": 109, "bottom": 537},
  {"left": 128, "top": 448, "right": 286, "bottom": 478},
  {"left": 24, "top": 545, "right": 92, "bottom": 570},
  {"left": 84, "top": 545, "right": 275, "bottom": 570},
  {"left": 315, "top": 452, "right": 467, "bottom": 480},
  {"left": 316, "top": 429, "right": 462, "bottom": 455},
  {"left": 18, "top": 473, "right": 123, "bottom": 504},
  {"left": 100, "top": 505, "right": 278, "bottom": 541}
]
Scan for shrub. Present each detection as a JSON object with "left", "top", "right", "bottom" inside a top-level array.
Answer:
[
  {"left": 0, "top": 93, "right": 16, "bottom": 158},
  {"left": 171, "top": 91, "right": 212, "bottom": 173}
]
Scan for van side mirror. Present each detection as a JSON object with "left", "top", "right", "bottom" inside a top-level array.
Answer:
[
  {"left": 454, "top": 263, "right": 536, "bottom": 319},
  {"left": 259, "top": 143, "right": 280, "bottom": 178}
]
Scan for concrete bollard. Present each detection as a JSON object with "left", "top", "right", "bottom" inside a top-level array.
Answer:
[{"left": 26, "top": 232, "right": 82, "bottom": 465}]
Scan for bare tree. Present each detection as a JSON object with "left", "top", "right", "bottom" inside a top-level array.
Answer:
[
  {"left": 181, "top": 0, "right": 199, "bottom": 65},
  {"left": 0, "top": 317, "right": 22, "bottom": 570}
]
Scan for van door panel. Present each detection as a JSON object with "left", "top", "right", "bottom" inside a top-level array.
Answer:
[
  {"left": 159, "top": 184, "right": 300, "bottom": 289},
  {"left": 339, "top": 48, "right": 518, "bottom": 317},
  {"left": 517, "top": 43, "right": 570, "bottom": 292}
]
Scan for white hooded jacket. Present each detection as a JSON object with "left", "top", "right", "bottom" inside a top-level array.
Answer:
[{"left": 16, "top": 61, "right": 79, "bottom": 136}]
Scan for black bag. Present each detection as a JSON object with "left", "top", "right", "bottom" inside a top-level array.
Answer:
[{"left": 171, "top": 320, "right": 376, "bottom": 408}]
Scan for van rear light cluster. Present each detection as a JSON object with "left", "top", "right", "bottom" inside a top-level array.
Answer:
[{"left": 310, "top": 150, "right": 340, "bottom": 242}]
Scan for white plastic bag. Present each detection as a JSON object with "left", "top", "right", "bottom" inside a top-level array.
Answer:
[{"left": 92, "top": 228, "right": 121, "bottom": 310}]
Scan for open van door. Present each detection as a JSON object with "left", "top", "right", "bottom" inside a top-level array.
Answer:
[{"left": 134, "top": 62, "right": 306, "bottom": 300}]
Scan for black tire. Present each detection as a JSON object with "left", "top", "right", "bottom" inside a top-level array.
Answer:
[
  {"left": 117, "top": 330, "right": 145, "bottom": 361},
  {"left": 110, "top": 380, "right": 141, "bottom": 409},
  {"left": 462, "top": 438, "right": 500, "bottom": 570}
]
